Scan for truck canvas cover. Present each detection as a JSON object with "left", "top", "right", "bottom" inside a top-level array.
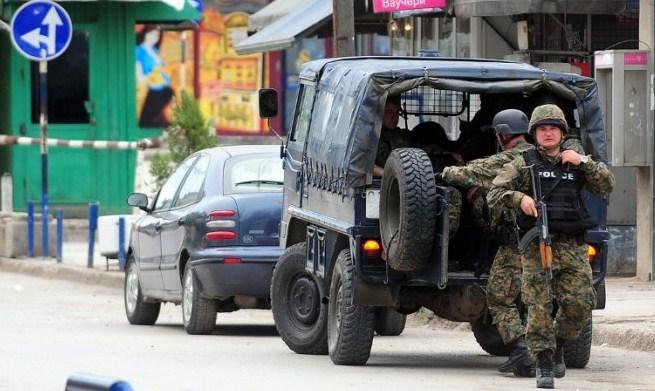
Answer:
[{"left": 298, "top": 57, "right": 608, "bottom": 192}]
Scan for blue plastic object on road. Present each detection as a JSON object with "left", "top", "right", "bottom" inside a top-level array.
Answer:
[
  {"left": 65, "top": 372, "right": 133, "bottom": 391},
  {"left": 87, "top": 202, "right": 99, "bottom": 268},
  {"left": 56, "top": 208, "right": 63, "bottom": 263},
  {"left": 118, "top": 216, "right": 126, "bottom": 271},
  {"left": 27, "top": 201, "right": 35, "bottom": 257}
]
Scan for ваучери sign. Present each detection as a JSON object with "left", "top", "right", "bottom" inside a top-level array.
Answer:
[{"left": 372, "top": 0, "right": 446, "bottom": 13}]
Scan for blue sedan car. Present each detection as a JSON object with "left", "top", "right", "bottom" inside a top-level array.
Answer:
[{"left": 125, "top": 145, "right": 284, "bottom": 334}]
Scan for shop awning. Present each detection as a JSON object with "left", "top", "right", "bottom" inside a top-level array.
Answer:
[
  {"left": 248, "top": 0, "right": 307, "bottom": 32},
  {"left": 455, "top": 0, "right": 626, "bottom": 17},
  {"left": 234, "top": 0, "right": 331, "bottom": 55}
]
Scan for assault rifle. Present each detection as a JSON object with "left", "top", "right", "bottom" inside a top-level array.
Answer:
[{"left": 518, "top": 165, "right": 553, "bottom": 291}]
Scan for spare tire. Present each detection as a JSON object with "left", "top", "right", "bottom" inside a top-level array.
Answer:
[{"left": 380, "top": 148, "right": 437, "bottom": 272}]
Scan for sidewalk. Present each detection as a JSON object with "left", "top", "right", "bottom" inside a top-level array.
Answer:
[{"left": 1, "top": 246, "right": 654, "bottom": 353}]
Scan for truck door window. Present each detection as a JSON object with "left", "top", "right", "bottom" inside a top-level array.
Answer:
[{"left": 290, "top": 84, "right": 316, "bottom": 143}]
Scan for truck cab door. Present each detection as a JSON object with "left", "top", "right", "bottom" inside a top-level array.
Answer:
[{"left": 283, "top": 83, "right": 316, "bottom": 207}]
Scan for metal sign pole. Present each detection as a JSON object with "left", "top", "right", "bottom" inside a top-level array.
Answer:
[{"left": 40, "top": 59, "right": 49, "bottom": 257}]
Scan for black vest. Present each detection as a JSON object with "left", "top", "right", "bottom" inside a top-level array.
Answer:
[{"left": 517, "top": 149, "right": 597, "bottom": 235}]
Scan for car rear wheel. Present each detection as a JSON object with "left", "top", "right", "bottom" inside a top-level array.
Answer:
[
  {"left": 375, "top": 308, "right": 407, "bottom": 336},
  {"left": 124, "top": 256, "right": 161, "bottom": 325},
  {"left": 182, "top": 263, "right": 217, "bottom": 335},
  {"left": 328, "top": 249, "right": 376, "bottom": 365},
  {"left": 271, "top": 243, "right": 328, "bottom": 355},
  {"left": 380, "top": 148, "right": 437, "bottom": 272}
]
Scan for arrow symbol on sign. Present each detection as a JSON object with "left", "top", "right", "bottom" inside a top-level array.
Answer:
[{"left": 19, "top": 6, "right": 63, "bottom": 56}]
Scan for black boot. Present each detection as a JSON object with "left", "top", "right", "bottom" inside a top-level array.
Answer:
[
  {"left": 553, "top": 339, "right": 566, "bottom": 378},
  {"left": 499, "top": 337, "right": 532, "bottom": 373},
  {"left": 536, "top": 350, "right": 555, "bottom": 389}
]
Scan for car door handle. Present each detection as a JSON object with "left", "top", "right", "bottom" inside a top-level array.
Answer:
[
  {"left": 154, "top": 222, "right": 162, "bottom": 232},
  {"left": 177, "top": 217, "right": 186, "bottom": 226}
]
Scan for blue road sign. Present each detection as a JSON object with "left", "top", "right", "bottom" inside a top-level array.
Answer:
[{"left": 10, "top": 0, "right": 72, "bottom": 61}]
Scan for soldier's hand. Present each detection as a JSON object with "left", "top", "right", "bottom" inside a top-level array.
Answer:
[
  {"left": 520, "top": 195, "right": 538, "bottom": 217},
  {"left": 560, "top": 150, "right": 583, "bottom": 166}
]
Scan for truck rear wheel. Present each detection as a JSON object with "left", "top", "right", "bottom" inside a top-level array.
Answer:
[
  {"left": 380, "top": 148, "right": 437, "bottom": 272},
  {"left": 271, "top": 243, "right": 328, "bottom": 355},
  {"left": 375, "top": 308, "right": 407, "bottom": 336},
  {"left": 471, "top": 317, "right": 511, "bottom": 356},
  {"left": 328, "top": 249, "right": 376, "bottom": 365},
  {"left": 564, "top": 318, "right": 592, "bottom": 368}
]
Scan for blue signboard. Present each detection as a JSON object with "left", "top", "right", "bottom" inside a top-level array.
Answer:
[{"left": 10, "top": 0, "right": 73, "bottom": 61}]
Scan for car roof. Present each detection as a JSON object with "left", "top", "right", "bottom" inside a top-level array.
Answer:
[{"left": 201, "top": 144, "right": 280, "bottom": 159}]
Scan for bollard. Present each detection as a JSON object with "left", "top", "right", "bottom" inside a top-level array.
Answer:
[
  {"left": 56, "top": 209, "right": 63, "bottom": 263},
  {"left": 118, "top": 217, "right": 126, "bottom": 271},
  {"left": 1, "top": 173, "right": 12, "bottom": 213},
  {"left": 27, "top": 201, "right": 35, "bottom": 257},
  {"left": 87, "top": 202, "right": 99, "bottom": 268},
  {"left": 65, "top": 372, "right": 133, "bottom": 391},
  {"left": 41, "top": 193, "right": 49, "bottom": 257}
]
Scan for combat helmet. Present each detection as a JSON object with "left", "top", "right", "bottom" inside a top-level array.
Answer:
[
  {"left": 492, "top": 109, "right": 529, "bottom": 135},
  {"left": 529, "top": 104, "right": 568, "bottom": 134}
]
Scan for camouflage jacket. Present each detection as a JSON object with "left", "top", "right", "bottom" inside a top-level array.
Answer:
[
  {"left": 487, "top": 147, "right": 615, "bottom": 214},
  {"left": 442, "top": 139, "right": 534, "bottom": 191}
]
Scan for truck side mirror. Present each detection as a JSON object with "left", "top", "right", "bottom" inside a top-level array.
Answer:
[{"left": 259, "top": 89, "right": 278, "bottom": 118}]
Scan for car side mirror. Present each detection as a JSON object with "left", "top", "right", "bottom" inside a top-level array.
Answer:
[
  {"left": 259, "top": 89, "right": 278, "bottom": 118},
  {"left": 127, "top": 192, "right": 150, "bottom": 212}
]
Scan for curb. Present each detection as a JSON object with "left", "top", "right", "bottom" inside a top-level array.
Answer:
[
  {"left": 0, "top": 257, "right": 123, "bottom": 290},
  {"left": 593, "top": 324, "right": 655, "bottom": 352}
]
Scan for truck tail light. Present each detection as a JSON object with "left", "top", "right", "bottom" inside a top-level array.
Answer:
[
  {"left": 587, "top": 244, "right": 599, "bottom": 263},
  {"left": 362, "top": 239, "right": 382, "bottom": 258}
]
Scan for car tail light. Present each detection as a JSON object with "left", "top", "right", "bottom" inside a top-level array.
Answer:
[
  {"left": 362, "top": 239, "right": 382, "bottom": 258},
  {"left": 587, "top": 244, "right": 599, "bottom": 263},
  {"left": 206, "top": 210, "right": 237, "bottom": 242},
  {"left": 224, "top": 257, "right": 241, "bottom": 264},
  {"left": 209, "top": 210, "right": 235, "bottom": 218},
  {"left": 206, "top": 231, "right": 236, "bottom": 241}
]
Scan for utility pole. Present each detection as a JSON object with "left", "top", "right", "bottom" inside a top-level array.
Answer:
[
  {"left": 332, "top": 0, "right": 355, "bottom": 57},
  {"left": 637, "top": 0, "right": 655, "bottom": 281}
]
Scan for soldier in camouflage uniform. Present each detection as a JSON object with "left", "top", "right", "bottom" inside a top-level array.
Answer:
[
  {"left": 487, "top": 104, "right": 615, "bottom": 389},
  {"left": 375, "top": 96, "right": 462, "bottom": 237},
  {"left": 442, "top": 109, "right": 534, "bottom": 374},
  {"left": 374, "top": 95, "right": 412, "bottom": 177}
]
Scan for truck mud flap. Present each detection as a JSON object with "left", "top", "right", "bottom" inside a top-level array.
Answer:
[{"left": 352, "top": 274, "right": 398, "bottom": 307}]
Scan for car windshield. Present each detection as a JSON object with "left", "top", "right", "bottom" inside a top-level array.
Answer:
[{"left": 223, "top": 153, "right": 284, "bottom": 194}]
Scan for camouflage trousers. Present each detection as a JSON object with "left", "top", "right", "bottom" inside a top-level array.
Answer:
[
  {"left": 522, "top": 237, "right": 596, "bottom": 354},
  {"left": 486, "top": 245, "right": 524, "bottom": 344},
  {"left": 447, "top": 186, "right": 462, "bottom": 239}
]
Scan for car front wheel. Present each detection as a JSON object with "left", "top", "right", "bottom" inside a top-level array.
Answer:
[
  {"left": 182, "top": 263, "right": 217, "bottom": 335},
  {"left": 124, "top": 256, "right": 161, "bottom": 325}
]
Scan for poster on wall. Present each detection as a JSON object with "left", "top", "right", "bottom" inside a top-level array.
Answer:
[
  {"left": 135, "top": 24, "right": 193, "bottom": 128},
  {"left": 198, "top": 9, "right": 265, "bottom": 135}
]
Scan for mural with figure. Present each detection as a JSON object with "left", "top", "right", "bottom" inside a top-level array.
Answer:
[
  {"left": 135, "top": 0, "right": 269, "bottom": 134},
  {"left": 135, "top": 25, "right": 175, "bottom": 128}
]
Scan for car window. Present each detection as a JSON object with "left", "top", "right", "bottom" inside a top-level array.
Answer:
[
  {"left": 153, "top": 157, "right": 196, "bottom": 211},
  {"left": 290, "top": 84, "right": 315, "bottom": 143},
  {"left": 173, "top": 155, "right": 210, "bottom": 208},
  {"left": 223, "top": 153, "right": 284, "bottom": 194}
]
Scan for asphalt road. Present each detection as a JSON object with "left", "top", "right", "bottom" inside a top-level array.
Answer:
[{"left": 1, "top": 271, "right": 654, "bottom": 391}]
